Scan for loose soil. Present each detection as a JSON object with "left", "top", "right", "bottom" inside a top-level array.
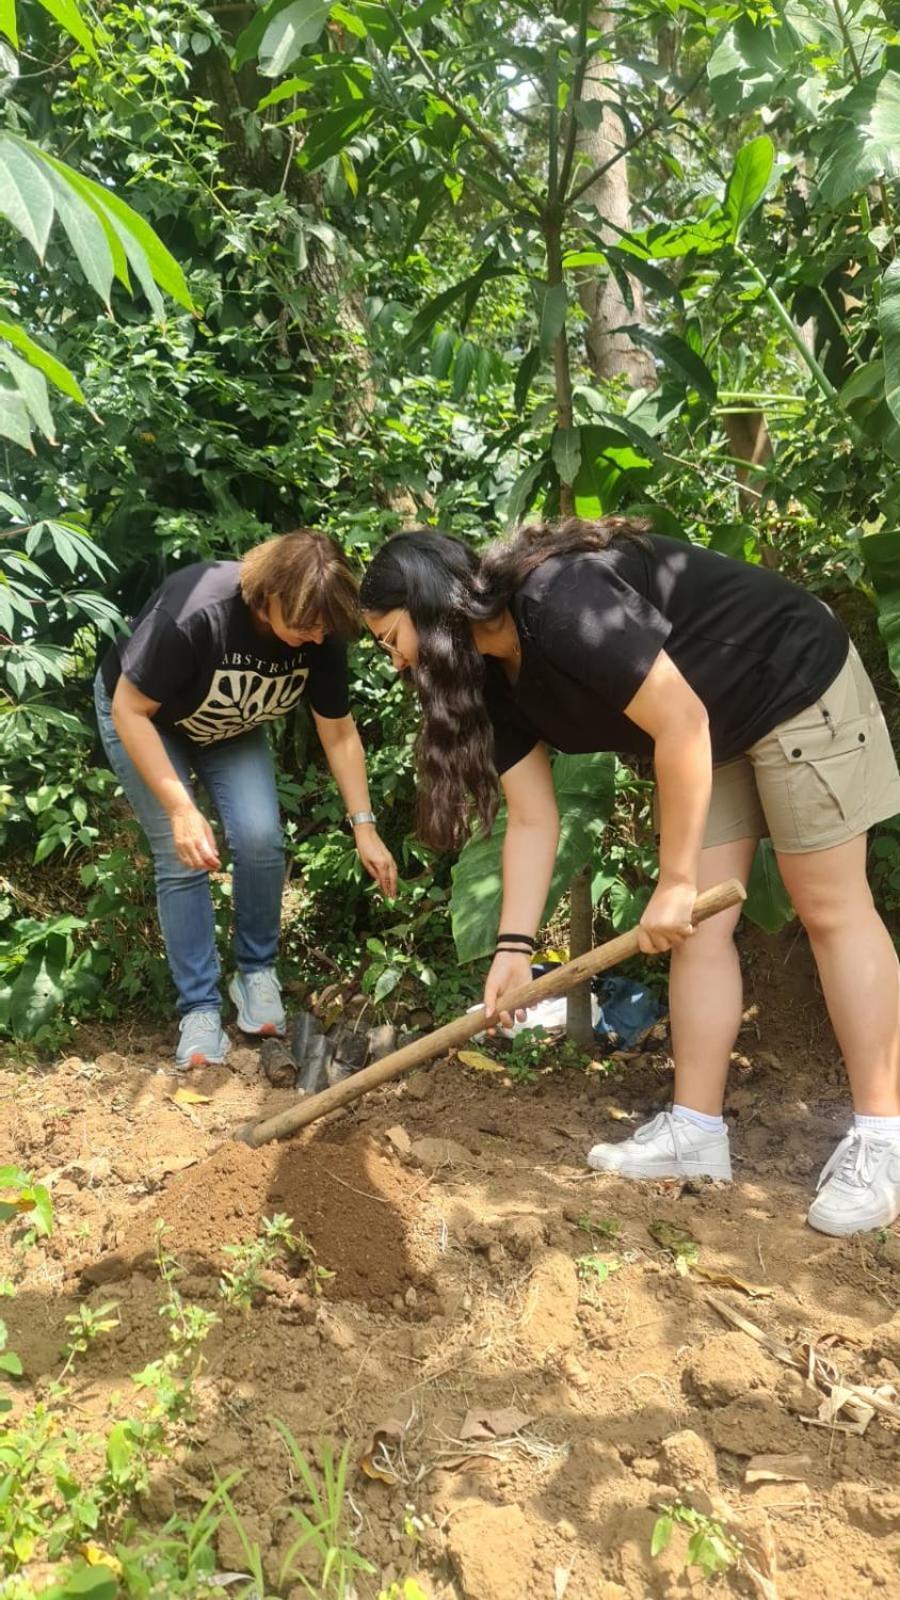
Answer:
[{"left": 2, "top": 925, "right": 899, "bottom": 1600}]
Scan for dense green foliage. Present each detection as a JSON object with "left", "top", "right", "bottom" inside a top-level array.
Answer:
[{"left": 1, "top": 0, "right": 899, "bottom": 1041}]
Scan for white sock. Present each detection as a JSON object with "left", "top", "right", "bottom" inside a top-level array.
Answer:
[
  {"left": 854, "top": 1113, "right": 900, "bottom": 1138},
  {"left": 672, "top": 1103, "right": 726, "bottom": 1134}
]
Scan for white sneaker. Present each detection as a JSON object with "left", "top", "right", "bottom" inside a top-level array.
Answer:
[
  {"left": 587, "top": 1111, "right": 733, "bottom": 1181},
  {"left": 807, "top": 1129, "right": 900, "bottom": 1236}
]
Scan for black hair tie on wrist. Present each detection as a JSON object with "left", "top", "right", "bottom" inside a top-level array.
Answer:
[{"left": 497, "top": 932, "right": 536, "bottom": 947}]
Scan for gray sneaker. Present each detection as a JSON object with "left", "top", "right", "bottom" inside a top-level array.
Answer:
[
  {"left": 176, "top": 1009, "right": 231, "bottom": 1069},
  {"left": 229, "top": 968, "right": 286, "bottom": 1036}
]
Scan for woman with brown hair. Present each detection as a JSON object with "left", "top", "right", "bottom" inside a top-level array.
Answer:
[
  {"left": 360, "top": 519, "right": 900, "bottom": 1237},
  {"left": 95, "top": 530, "right": 396, "bottom": 1069}
]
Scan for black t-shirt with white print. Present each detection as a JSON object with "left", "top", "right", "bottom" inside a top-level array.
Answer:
[
  {"left": 484, "top": 534, "right": 849, "bottom": 775},
  {"left": 100, "top": 561, "right": 350, "bottom": 745}
]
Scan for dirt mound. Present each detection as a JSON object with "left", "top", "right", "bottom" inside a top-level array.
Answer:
[{"left": 82, "top": 1132, "right": 426, "bottom": 1306}]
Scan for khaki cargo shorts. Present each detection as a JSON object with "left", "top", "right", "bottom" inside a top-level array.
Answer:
[{"left": 703, "top": 643, "right": 900, "bottom": 854}]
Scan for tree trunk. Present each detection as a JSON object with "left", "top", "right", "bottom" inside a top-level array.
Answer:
[{"left": 575, "top": 8, "right": 656, "bottom": 388}]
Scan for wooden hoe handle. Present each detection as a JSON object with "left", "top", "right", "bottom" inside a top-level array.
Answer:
[{"left": 239, "top": 877, "right": 746, "bottom": 1149}]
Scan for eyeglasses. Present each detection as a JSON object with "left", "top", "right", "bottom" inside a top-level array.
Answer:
[{"left": 374, "top": 614, "right": 403, "bottom": 655}]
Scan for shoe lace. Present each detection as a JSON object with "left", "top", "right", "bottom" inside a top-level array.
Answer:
[
  {"left": 180, "top": 1009, "right": 220, "bottom": 1037},
  {"left": 244, "top": 969, "right": 280, "bottom": 1003},
  {"left": 817, "top": 1129, "right": 886, "bottom": 1192},
  {"left": 634, "top": 1112, "right": 674, "bottom": 1145}
]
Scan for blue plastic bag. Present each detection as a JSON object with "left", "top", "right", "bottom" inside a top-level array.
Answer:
[{"left": 591, "top": 972, "right": 664, "bottom": 1048}]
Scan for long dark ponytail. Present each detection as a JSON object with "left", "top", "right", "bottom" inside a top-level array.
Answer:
[{"left": 360, "top": 517, "right": 649, "bottom": 851}]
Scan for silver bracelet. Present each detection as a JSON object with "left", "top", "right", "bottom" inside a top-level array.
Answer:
[{"left": 347, "top": 810, "right": 376, "bottom": 827}]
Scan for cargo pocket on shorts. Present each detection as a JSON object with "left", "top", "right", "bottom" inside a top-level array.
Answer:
[{"left": 776, "top": 715, "right": 870, "bottom": 833}]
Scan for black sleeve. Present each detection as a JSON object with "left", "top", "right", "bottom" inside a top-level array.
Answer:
[
  {"left": 526, "top": 557, "right": 672, "bottom": 712},
  {"left": 307, "top": 635, "right": 351, "bottom": 718},
  {"left": 483, "top": 661, "right": 538, "bottom": 776},
  {"left": 117, "top": 608, "right": 198, "bottom": 705}
]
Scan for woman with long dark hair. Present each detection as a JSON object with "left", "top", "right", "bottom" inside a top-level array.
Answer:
[{"left": 360, "top": 519, "right": 900, "bottom": 1237}]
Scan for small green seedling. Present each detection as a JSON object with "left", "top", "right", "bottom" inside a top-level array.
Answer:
[
  {"left": 59, "top": 1301, "right": 120, "bottom": 1380},
  {"left": 651, "top": 1500, "right": 742, "bottom": 1578},
  {"left": 576, "top": 1254, "right": 622, "bottom": 1286},
  {"left": 576, "top": 1212, "right": 621, "bottom": 1241}
]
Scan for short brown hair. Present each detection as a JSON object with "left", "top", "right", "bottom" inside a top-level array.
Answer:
[{"left": 240, "top": 529, "right": 359, "bottom": 639}]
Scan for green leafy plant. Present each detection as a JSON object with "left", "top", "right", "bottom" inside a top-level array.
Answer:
[
  {"left": 219, "top": 1213, "right": 333, "bottom": 1310},
  {"left": 651, "top": 1499, "right": 742, "bottom": 1579},
  {"left": 58, "top": 1302, "right": 121, "bottom": 1384},
  {"left": 261, "top": 1423, "right": 374, "bottom": 1598}
]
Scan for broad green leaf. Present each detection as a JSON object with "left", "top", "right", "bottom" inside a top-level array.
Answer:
[
  {"left": 724, "top": 135, "right": 774, "bottom": 241},
  {"left": 539, "top": 281, "right": 567, "bottom": 356},
  {"left": 430, "top": 328, "right": 455, "bottom": 380},
  {"left": 255, "top": 74, "right": 312, "bottom": 112},
  {"left": 651, "top": 1515, "right": 674, "bottom": 1558},
  {"left": 259, "top": 0, "right": 329, "bottom": 76},
  {"left": 839, "top": 358, "right": 885, "bottom": 410},
  {"left": 36, "top": 0, "right": 98, "bottom": 61},
  {"left": 49, "top": 174, "right": 116, "bottom": 303},
  {"left": 743, "top": 840, "right": 794, "bottom": 934},
  {"left": 505, "top": 456, "right": 546, "bottom": 527},
  {"left": 880, "top": 260, "right": 900, "bottom": 428},
  {"left": 818, "top": 71, "right": 900, "bottom": 206},
  {"left": 0, "top": 0, "right": 17, "bottom": 48},
  {"left": 451, "top": 752, "right": 615, "bottom": 963},
  {"left": 373, "top": 967, "right": 399, "bottom": 1002},
  {"left": 0, "top": 138, "right": 54, "bottom": 258},
  {"left": 621, "top": 215, "right": 730, "bottom": 261},
  {"left": 861, "top": 529, "right": 900, "bottom": 682},
  {"left": 0, "top": 320, "right": 84, "bottom": 402},
  {"left": 8, "top": 942, "right": 67, "bottom": 1036},
  {"left": 36, "top": 145, "right": 192, "bottom": 310},
  {"left": 562, "top": 249, "right": 606, "bottom": 268},
  {"left": 0, "top": 388, "right": 34, "bottom": 450},
  {"left": 513, "top": 345, "right": 541, "bottom": 414},
  {"left": 234, "top": 0, "right": 296, "bottom": 70},
  {"left": 0, "top": 1351, "right": 22, "bottom": 1375},
  {"left": 572, "top": 424, "right": 651, "bottom": 519},
  {"left": 106, "top": 1421, "right": 136, "bottom": 1482},
  {"left": 0, "top": 348, "right": 54, "bottom": 441},
  {"left": 551, "top": 425, "right": 581, "bottom": 486},
  {"left": 299, "top": 101, "right": 374, "bottom": 170},
  {"left": 404, "top": 253, "right": 503, "bottom": 353},
  {"left": 707, "top": 16, "right": 799, "bottom": 113},
  {"left": 605, "top": 247, "right": 684, "bottom": 311},
  {"left": 41, "top": 1563, "right": 118, "bottom": 1599},
  {"left": 451, "top": 338, "right": 477, "bottom": 400},
  {"left": 621, "top": 326, "right": 717, "bottom": 400}
]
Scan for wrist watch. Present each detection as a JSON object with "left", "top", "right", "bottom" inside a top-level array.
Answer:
[{"left": 347, "top": 810, "right": 376, "bottom": 827}]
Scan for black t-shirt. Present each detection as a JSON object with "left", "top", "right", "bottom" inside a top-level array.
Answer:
[
  {"left": 484, "top": 535, "right": 849, "bottom": 774},
  {"left": 100, "top": 561, "right": 350, "bottom": 745}
]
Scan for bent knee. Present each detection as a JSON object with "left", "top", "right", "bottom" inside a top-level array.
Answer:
[
  {"left": 227, "top": 818, "right": 284, "bottom": 860},
  {"left": 794, "top": 887, "right": 871, "bottom": 939}
]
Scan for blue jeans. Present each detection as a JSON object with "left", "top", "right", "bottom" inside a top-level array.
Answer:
[{"left": 94, "top": 673, "right": 284, "bottom": 1015}]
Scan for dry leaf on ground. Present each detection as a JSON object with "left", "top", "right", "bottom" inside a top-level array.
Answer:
[
  {"left": 459, "top": 1406, "right": 534, "bottom": 1442},
  {"left": 167, "top": 1087, "right": 211, "bottom": 1107},
  {"left": 457, "top": 1050, "right": 503, "bottom": 1074},
  {"left": 745, "top": 1454, "right": 811, "bottom": 1484},
  {"left": 693, "top": 1266, "right": 774, "bottom": 1298}
]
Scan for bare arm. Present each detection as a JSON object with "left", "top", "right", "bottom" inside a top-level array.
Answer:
[
  {"left": 313, "top": 711, "right": 398, "bottom": 898},
  {"left": 111, "top": 676, "right": 219, "bottom": 869},
  {"left": 623, "top": 648, "right": 712, "bottom": 953},
  {"left": 483, "top": 744, "right": 560, "bottom": 1023}
]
